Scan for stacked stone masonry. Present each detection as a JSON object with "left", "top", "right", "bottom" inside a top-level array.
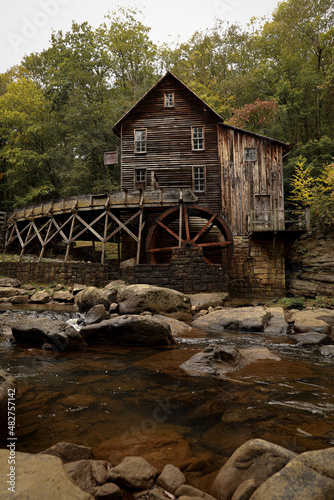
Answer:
[{"left": 0, "top": 235, "right": 286, "bottom": 299}]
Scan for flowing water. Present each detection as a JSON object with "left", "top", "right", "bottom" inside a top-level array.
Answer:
[{"left": 1, "top": 308, "right": 334, "bottom": 475}]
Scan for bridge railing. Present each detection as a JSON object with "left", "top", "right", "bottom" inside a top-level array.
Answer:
[{"left": 248, "top": 208, "right": 310, "bottom": 233}]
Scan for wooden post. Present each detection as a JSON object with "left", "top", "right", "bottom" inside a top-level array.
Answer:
[
  {"left": 38, "top": 220, "right": 52, "bottom": 262},
  {"left": 136, "top": 208, "right": 144, "bottom": 265},
  {"left": 179, "top": 201, "right": 183, "bottom": 247},
  {"left": 64, "top": 216, "right": 75, "bottom": 262},
  {"left": 101, "top": 211, "right": 109, "bottom": 264},
  {"left": 19, "top": 223, "right": 33, "bottom": 262},
  {"left": 306, "top": 206, "right": 311, "bottom": 231}
]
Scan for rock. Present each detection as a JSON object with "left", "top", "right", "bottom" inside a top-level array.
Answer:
[
  {"left": 91, "top": 483, "right": 122, "bottom": 500},
  {"left": 287, "top": 308, "right": 333, "bottom": 335},
  {"left": 175, "top": 485, "right": 216, "bottom": 500},
  {"left": 85, "top": 304, "right": 109, "bottom": 325},
  {"left": 319, "top": 345, "right": 334, "bottom": 357},
  {"left": 156, "top": 464, "right": 186, "bottom": 493},
  {"left": 153, "top": 315, "right": 194, "bottom": 336},
  {"left": 73, "top": 283, "right": 86, "bottom": 295},
  {"left": 180, "top": 345, "right": 280, "bottom": 378},
  {"left": 109, "top": 303, "right": 119, "bottom": 314},
  {"left": 0, "top": 287, "right": 27, "bottom": 299},
  {"left": 0, "top": 450, "right": 93, "bottom": 499},
  {"left": 64, "top": 459, "right": 110, "bottom": 494},
  {"left": 103, "top": 281, "right": 127, "bottom": 303},
  {"left": 192, "top": 307, "right": 271, "bottom": 333},
  {"left": 12, "top": 317, "right": 86, "bottom": 350},
  {"left": 293, "top": 332, "right": 334, "bottom": 346},
  {"left": 107, "top": 456, "right": 158, "bottom": 490},
  {"left": 211, "top": 439, "right": 296, "bottom": 500},
  {"left": 187, "top": 293, "right": 228, "bottom": 313},
  {"left": 117, "top": 284, "right": 191, "bottom": 315},
  {"left": 39, "top": 441, "right": 93, "bottom": 463},
  {"left": 75, "top": 286, "right": 110, "bottom": 312},
  {"left": 0, "top": 369, "right": 16, "bottom": 427},
  {"left": 0, "top": 278, "right": 21, "bottom": 287},
  {"left": 10, "top": 295, "right": 30, "bottom": 304},
  {"left": 251, "top": 447, "right": 334, "bottom": 499},
  {"left": 264, "top": 307, "right": 288, "bottom": 334},
  {"left": 53, "top": 290, "right": 74, "bottom": 302},
  {"left": 30, "top": 290, "right": 50, "bottom": 304},
  {"left": 80, "top": 314, "right": 175, "bottom": 346}
]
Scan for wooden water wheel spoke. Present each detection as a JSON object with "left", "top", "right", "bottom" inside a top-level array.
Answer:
[
  {"left": 184, "top": 205, "right": 191, "bottom": 241},
  {"left": 191, "top": 213, "right": 217, "bottom": 244},
  {"left": 157, "top": 219, "right": 185, "bottom": 244},
  {"left": 146, "top": 205, "right": 234, "bottom": 273}
]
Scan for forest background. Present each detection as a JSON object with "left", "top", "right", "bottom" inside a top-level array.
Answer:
[{"left": 0, "top": 0, "right": 333, "bottom": 230}]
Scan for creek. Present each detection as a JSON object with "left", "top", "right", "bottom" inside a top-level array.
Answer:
[{"left": 1, "top": 307, "right": 334, "bottom": 473}]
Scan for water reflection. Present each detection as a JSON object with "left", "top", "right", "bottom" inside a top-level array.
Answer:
[{"left": 1, "top": 309, "right": 334, "bottom": 472}]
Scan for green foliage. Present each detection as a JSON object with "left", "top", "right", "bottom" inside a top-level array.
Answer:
[
  {"left": 278, "top": 296, "right": 307, "bottom": 310},
  {"left": 288, "top": 157, "right": 315, "bottom": 208}
]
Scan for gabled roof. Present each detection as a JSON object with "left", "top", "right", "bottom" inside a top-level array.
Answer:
[{"left": 112, "top": 71, "right": 223, "bottom": 137}]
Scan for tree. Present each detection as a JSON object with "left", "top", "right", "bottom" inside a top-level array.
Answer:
[{"left": 228, "top": 98, "right": 279, "bottom": 134}]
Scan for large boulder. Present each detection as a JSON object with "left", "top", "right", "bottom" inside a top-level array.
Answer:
[
  {"left": 192, "top": 307, "right": 271, "bottom": 333},
  {"left": 30, "top": 290, "right": 50, "bottom": 304},
  {"left": 0, "top": 287, "right": 27, "bottom": 299},
  {"left": 251, "top": 447, "right": 334, "bottom": 499},
  {"left": 211, "top": 439, "right": 296, "bottom": 500},
  {"left": 80, "top": 314, "right": 175, "bottom": 346},
  {"left": 180, "top": 345, "right": 280, "bottom": 378},
  {"left": 292, "top": 332, "right": 334, "bottom": 346},
  {"left": 75, "top": 286, "right": 110, "bottom": 312},
  {"left": 0, "top": 450, "right": 93, "bottom": 499},
  {"left": 0, "top": 370, "right": 16, "bottom": 427},
  {"left": 117, "top": 284, "right": 191, "bottom": 315},
  {"left": 0, "top": 278, "right": 21, "bottom": 288},
  {"left": 287, "top": 308, "right": 334, "bottom": 335},
  {"left": 12, "top": 317, "right": 86, "bottom": 350}
]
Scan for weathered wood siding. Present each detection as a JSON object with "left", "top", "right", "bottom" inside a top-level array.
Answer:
[
  {"left": 120, "top": 76, "right": 222, "bottom": 213},
  {"left": 218, "top": 125, "right": 285, "bottom": 236}
]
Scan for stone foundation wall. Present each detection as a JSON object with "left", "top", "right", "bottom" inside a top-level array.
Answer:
[
  {"left": 0, "top": 261, "right": 119, "bottom": 287},
  {"left": 125, "top": 247, "right": 228, "bottom": 294},
  {"left": 0, "top": 234, "right": 286, "bottom": 298}
]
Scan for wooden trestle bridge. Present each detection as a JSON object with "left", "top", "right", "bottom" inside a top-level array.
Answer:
[{"left": 1, "top": 189, "right": 235, "bottom": 273}]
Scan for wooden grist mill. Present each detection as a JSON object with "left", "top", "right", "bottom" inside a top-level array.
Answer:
[{"left": 1, "top": 72, "right": 309, "bottom": 298}]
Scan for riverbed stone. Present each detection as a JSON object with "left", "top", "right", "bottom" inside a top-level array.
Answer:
[
  {"left": 0, "top": 286, "right": 27, "bottom": 299},
  {"left": 292, "top": 332, "right": 334, "bottom": 346},
  {"left": 91, "top": 483, "right": 122, "bottom": 500},
  {"left": 187, "top": 293, "right": 228, "bottom": 313},
  {"left": 153, "top": 315, "right": 195, "bottom": 336},
  {"left": 85, "top": 304, "right": 109, "bottom": 325},
  {"left": 107, "top": 456, "right": 158, "bottom": 490},
  {"left": 10, "top": 295, "right": 30, "bottom": 304},
  {"left": 53, "top": 290, "right": 74, "bottom": 302},
  {"left": 156, "top": 464, "right": 186, "bottom": 493},
  {"left": 80, "top": 314, "right": 175, "bottom": 346},
  {"left": 318, "top": 345, "right": 334, "bottom": 357},
  {"left": 64, "top": 459, "right": 110, "bottom": 494},
  {"left": 0, "top": 369, "right": 16, "bottom": 427},
  {"left": 180, "top": 345, "right": 280, "bottom": 378},
  {"left": 264, "top": 307, "right": 288, "bottom": 334},
  {"left": 39, "top": 441, "right": 93, "bottom": 463},
  {"left": 117, "top": 284, "right": 191, "bottom": 315},
  {"left": 192, "top": 307, "right": 271, "bottom": 333},
  {"left": 0, "top": 450, "right": 93, "bottom": 499},
  {"left": 211, "top": 439, "right": 296, "bottom": 500},
  {"left": 75, "top": 286, "right": 110, "bottom": 312},
  {"left": 0, "top": 278, "right": 21, "bottom": 288},
  {"left": 30, "top": 290, "right": 50, "bottom": 303},
  {"left": 287, "top": 308, "right": 333, "bottom": 335},
  {"left": 175, "top": 484, "right": 216, "bottom": 500},
  {"left": 250, "top": 447, "right": 334, "bottom": 499},
  {"left": 12, "top": 317, "right": 86, "bottom": 350}
]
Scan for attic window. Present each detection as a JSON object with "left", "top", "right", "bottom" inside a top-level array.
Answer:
[
  {"left": 134, "top": 129, "right": 147, "bottom": 153},
  {"left": 245, "top": 147, "right": 257, "bottom": 162},
  {"left": 192, "top": 126, "right": 204, "bottom": 150},
  {"left": 165, "top": 92, "right": 174, "bottom": 107}
]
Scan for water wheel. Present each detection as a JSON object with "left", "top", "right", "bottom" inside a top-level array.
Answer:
[{"left": 146, "top": 205, "right": 234, "bottom": 272}]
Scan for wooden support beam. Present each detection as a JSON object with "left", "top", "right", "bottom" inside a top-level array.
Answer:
[
  {"left": 19, "top": 223, "right": 33, "bottom": 262},
  {"left": 106, "top": 210, "right": 141, "bottom": 243},
  {"left": 101, "top": 211, "right": 109, "bottom": 264},
  {"left": 136, "top": 209, "right": 144, "bottom": 265},
  {"left": 72, "top": 211, "right": 107, "bottom": 243},
  {"left": 38, "top": 220, "right": 52, "bottom": 262},
  {"left": 64, "top": 215, "right": 76, "bottom": 262}
]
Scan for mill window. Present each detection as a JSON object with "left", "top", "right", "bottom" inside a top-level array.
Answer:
[
  {"left": 244, "top": 147, "right": 257, "bottom": 162},
  {"left": 165, "top": 92, "right": 174, "bottom": 107},
  {"left": 134, "top": 168, "right": 147, "bottom": 188},
  {"left": 192, "top": 126, "right": 204, "bottom": 150},
  {"left": 193, "top": 166, "right": 206, "bottom": 192},
  {"left": 134, "top": 129, "right": 147, "bottom": 153}
]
